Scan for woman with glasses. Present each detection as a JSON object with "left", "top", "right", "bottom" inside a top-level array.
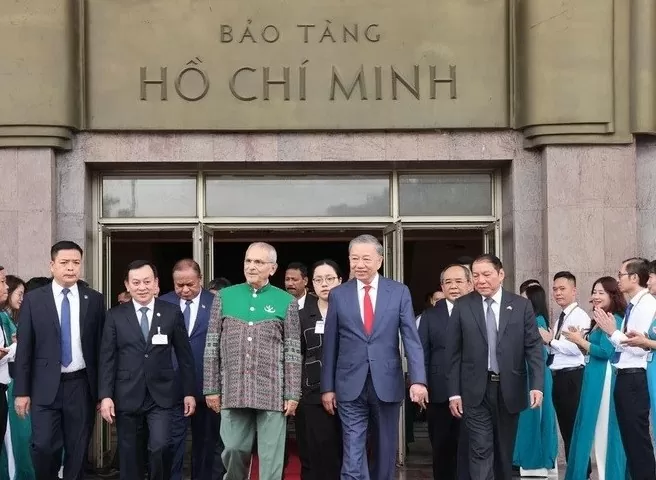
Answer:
[
  {"left": 299, "top": 259, "right": 343, "bottom": 480},
  {"left": 562, "top": 277, "right": 627, "bottom": 480}
]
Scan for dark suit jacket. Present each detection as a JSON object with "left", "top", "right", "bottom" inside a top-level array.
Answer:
[
  {"left": 159, "top": 289, "right": 214, "bottom": 400},
  {"left": 98, "top": 299, "right": 196, "bottom": 412},
  {"left": 321, "top": 276, "right": 426, "bottom": 403},
  {"left": 14, "top": 282, "right": 106, "bottom": 405},
  {"left": 418, "top": 299, "right": 452, "bottom": 404},
  {"left": 300, "top": 299, "right": 324, "bottom": 404},
  {"left": 445, "top": 289, "right": 544, "bottom": 414}
]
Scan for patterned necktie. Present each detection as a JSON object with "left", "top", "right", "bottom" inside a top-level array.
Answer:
[
  {"left": 611, "top": 302, "right": 635, "bottom": 364},
  {"left": 61, "top": 288, "right": 72, "bottom": 367},
  {"left": 546, "top": 311, "right": 566, "bottom": 367},
  {"left": 139, "top": 307, "right": 150, "bottom": 341},
  {"left": 363, "top": 285, "right": 374, "bottom": 335},
  {"left": 183, "top": 300, "right": 192, "bottom": 332},
  {"left": 485, "top": 297, "right": 499, "bottom": 373}
]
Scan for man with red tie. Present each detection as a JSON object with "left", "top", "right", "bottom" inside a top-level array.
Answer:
[{"left": 320, "top": 234, "right": 428, "bottom": 480}]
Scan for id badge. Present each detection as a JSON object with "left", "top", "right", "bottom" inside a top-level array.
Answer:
[
  {"left": 152, "top": 327, "right": 168, "bottom": 345},
  {"left": 314, "top": 320, "right": 325, "bottom": 335},
  {"left": 648, "top": 352, "right": 654, "bottom": 363},
  {"left": 584, "top": 355, "right": 590, "bottom": 364}
]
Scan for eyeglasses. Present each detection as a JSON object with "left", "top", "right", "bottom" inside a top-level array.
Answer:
[
  {"left": 244, "top": 259, "right": 272, "bottom": 268},
  {"left": 312, "top": 276, "right": 338, "bottom": 286}
]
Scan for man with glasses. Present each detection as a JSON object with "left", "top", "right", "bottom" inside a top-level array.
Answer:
[
  {"left": 203, "top": 242, "right": 301, "bottom": 480},
  {"left": 596, "top": 257, "right": 656, "bottom": 480}
]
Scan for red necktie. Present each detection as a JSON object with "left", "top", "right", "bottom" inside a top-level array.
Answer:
[{"left": 363, "top": 285, "right": 374, "bottom": 335}]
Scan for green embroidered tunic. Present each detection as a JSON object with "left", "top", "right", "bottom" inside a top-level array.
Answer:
[{"left": 203, "top": 282, "right": 302, "bottom": 412}]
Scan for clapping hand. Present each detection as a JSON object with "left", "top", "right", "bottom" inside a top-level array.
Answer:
[
  {"left": 593, "top": 308, "right": 617, "bottom": 335},
  {"left": 621, "top": 330, "right": 649, "bottom": 348}
]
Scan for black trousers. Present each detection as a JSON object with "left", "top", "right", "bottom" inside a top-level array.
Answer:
[
  {"left": 464, "top": 379, "right": 518, "bottom": 480},
  {"left": 0, "top": 384, "right": 7, "bottom": 457},
  {"left": 614, "top": 369, "right": 656, "bottom": 480},
  {"left": 295, "top": 401, "right": 311, "bottom": 480},
  {"left": 31, "top": 371, "right": 94, "bottom": 480},
  {"left": 551, "top": 367, "right": 584, "bottom": 460},
  {"left": 302, "top": 402, "right": 342, "bottom": 480},
  {"left": 427, "top": 401, "right": 468, "bottom": 480},
  {"left": 116, "top": 393, "right": 172, "bottom": 480}
]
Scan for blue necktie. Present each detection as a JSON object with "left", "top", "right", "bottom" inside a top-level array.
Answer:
[
  {"left": 139, "top": 307, "right": 150, "bottom": 341},
  {"left": 61, "top": 288, "right": 72, "bottom": 367},
  {"left": 611, "top": 302, "right": 634, "bottom": 364},
  {"left": 183, "top": 300, "right": 192, "bottom": 332}
]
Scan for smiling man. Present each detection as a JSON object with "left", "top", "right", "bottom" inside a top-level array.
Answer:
[{"left": 203, "top": 242, "right": 301, "bottom": 480}]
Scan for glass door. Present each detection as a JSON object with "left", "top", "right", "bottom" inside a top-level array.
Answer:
[
  {"left": 194, "top": 224, "right": 215, "bottom": 286},
  {"left": 383, "top": 221, "right": 408, "bottom": 466},
  {"left": 483, "top": 220, "right": 500, "bottom": 257}
]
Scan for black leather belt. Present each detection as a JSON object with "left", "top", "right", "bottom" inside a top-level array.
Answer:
[
  {"left": 488, "top": 372, "right": 500, "bottom": 382},
  {"left": 616, "top": 367, "right": 645, "bottom": 376},
  {"left": 61, "top": 369, "right": 86, "bottom": 381},
  {"left": 551, "top": 366, "right": 583, "bottom": 376}
]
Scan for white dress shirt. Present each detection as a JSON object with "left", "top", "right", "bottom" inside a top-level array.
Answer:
[
  {"left": 357, "top": 274, "right": 379, "bottom": 322},
  {"left": 133, "top": 298, "right": 156, "bottom": 330},
  {"left": 549, "top": 302, "right": 590, "bottom": 371},
  {"left": 179, "top": 292, "right": 201, "bottom": 335},
  {"left": 0, "top": 320, "right": 16, "bottom": 385},
  {"left": 52, "top": 281, "right": 85, "bottom": 373},
  {"left": 610, "top": 289, "right": 656, "bottom": 369},
  {"left": 298, "top": 293, "right": 307, "bottom": 311},
  {"left": 446, "top": 300, "right": 454, "bottom": 316}
]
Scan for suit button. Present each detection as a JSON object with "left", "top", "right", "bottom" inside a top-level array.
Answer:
[
  {"left": 250, "top": 307, "right": 255, "bottom": 312},
  {"left": 247, "top": 337, "right": 252, "bottom": 342},
  {"left": 144, "top": 354, "right": 148, "bottom": 358}
]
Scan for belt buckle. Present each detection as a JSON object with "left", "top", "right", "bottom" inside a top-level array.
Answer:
[{"left": 489, "top": 373, "right": 500, "bottom": 382}]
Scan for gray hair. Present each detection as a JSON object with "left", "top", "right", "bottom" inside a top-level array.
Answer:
[
  {"left": 348, "top": 234, "right": 383, "bottom": 256},
  {"left": 440, "top": 264, "right": 472, "bottom": 283},
  {"left": 246, "top": 242, "right": 277, "bottom": 263}
]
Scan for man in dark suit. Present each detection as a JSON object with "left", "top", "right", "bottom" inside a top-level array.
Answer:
[
  {"left": 14, "top": 241, "right": 106, "bottom": 480},
  {"left": 446, "top": 254, "right": 544, "bottom": 480},
  {"left": 99, "top": 260, "right": 197, "bottom": 480},
  {"left": 321, "top": 234, "right": 428, "bottom": 480},
  {"left": 419, "top": 264, "right": 473, "bottom": 480},
  {"left": 159, "top": 259, "right": 225, "bottom": 480}
]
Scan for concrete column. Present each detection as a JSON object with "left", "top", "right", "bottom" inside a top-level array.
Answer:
[
  {"left": 0, "top": 148, "right": 56, "bottom": 279},
  {"left": 541, "top": 144, "right": 637, "bottom": 308},
  {"left": 636, "top": 137, "right": 656, "bottom": 258},
  {"left": 502, "top": 141, "right": 544, "bottom": 291}
]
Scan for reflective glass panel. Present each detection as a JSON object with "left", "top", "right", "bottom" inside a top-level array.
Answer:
[
  {"left": 205, "top": 175, "right": 390, "bottom": 217},
  {"left": 102, "top": 177, "right": 197, "bottom": 218},
  {"left": 399, "top": 173, "right": 493, "bottom": 216}
]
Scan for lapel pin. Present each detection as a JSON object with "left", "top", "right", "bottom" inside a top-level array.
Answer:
[
  {"left": 84, "top": 295, "right": 88, "bottom": 300},
  {"left": 156, "top": 312, "right": 161, "bottom": 317},
  {"left": 506, "top": 305, "right": 513, "bottom": 310},
  {"left": 201, "top": 304, "right": 206, "bottom": 309}
]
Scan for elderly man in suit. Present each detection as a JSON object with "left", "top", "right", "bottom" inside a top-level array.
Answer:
[
  {"left": 446, "top": 254, "right": 544, "bottom": 480},
  {"left": 14, "top": 241, "right": 106, "bottom": 480},
  {"left": 99, "top": 260, "right": 196, "bottom": 480},
  {"left": 321, "top": 234, "right": 428, "bottom": 480},
  {"left": 419, "top": 263, "right": 473, "bottom": 480},
  {"left": 160, "top": 259, "right": 225, "bottom": 480}
]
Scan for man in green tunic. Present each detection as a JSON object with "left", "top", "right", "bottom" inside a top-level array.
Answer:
[{"left": 203, "top": 242, "right": 301, "bottom": 480}]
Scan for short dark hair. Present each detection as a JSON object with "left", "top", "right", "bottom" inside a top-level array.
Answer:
[
  {"left": 173, "top": 259, "right": 201, "bottom": 277},
  {"left": 124, "top": 260, "right": 158, "bottom": 282},
  {"left": 553, "top": 271, "right": 576, "bottom": 286},
  {"left": 519, "top": 279, "right": 541, "bottom": 294},
  {"left": 311, "top": 259, "right": 342, "bottom": 279},
  {"left": 623, "top": 257, "right": 650, "bottom": 287},
  {"left": 0, "top": 266, "right": 3, "bottom": 272},
  {"left": 25, "top": 276, "right": 52, "bottom": 292},
  {"left": 471, "top": 254, "right": 503, "bottom": 272},
  {"left": 649, "top": 260, "right": 656, "bottom": 276},
  {"left": 51, "top": 241, "right": 83, "bottom": 260},
  {"left": 286, "top": 262, "right": 308, "bottom": 278},
  {"left": 208, "top": 277, "right": 231, "bottom": 291}
]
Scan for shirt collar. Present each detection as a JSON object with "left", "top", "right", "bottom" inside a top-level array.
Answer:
[
  {"left": 483, "top": 288, "right": 503, "bottom": 305},
  {"left": 52, "top": 280, "right": 79, "bottom": 297},
  {"left": 247, "top": 281, "right": 270, "bottom": 294},
  {"left": 631, "top": 288, "right": 650, "bottom": 305},
  {"left": 132, "top": 298, "right": 155, "bottom": 314},
  {"left": 563, "top": 302, "right": 579, "bottom": 315},
  {"left": 357, "top": 274, "right": 380, "bottom": 291},
  {"left": 182, "top": 292, "right": 201, "bottom": 305}
]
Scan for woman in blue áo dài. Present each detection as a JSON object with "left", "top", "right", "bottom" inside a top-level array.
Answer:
[
  {"left": 512, "top": 285, "right": 558, "bottom": 471},
  {"left": 561, "top": 277, "right": 627, "bottom": 480}
]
